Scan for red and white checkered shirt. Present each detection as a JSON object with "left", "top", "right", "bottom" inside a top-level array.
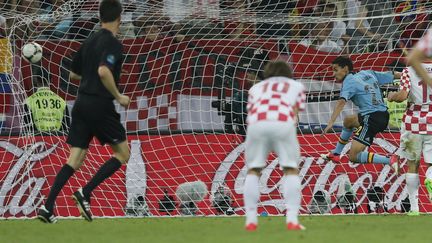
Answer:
[
  {"left": 416, "top": 28, "right": 432, "bottom": 57},
  {"left": 247, "top": 77, "right": 305, "bottom": 125},
  {"left": 400, "top": 65, "right": 432, "bottom": 134}
]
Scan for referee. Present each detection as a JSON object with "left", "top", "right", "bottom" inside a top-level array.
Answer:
[{"left": 37, "top": 0, "right": 130, "bottom": 223}]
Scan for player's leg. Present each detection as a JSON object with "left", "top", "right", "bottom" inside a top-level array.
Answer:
[
  {"left": 73, "top": 141, "right": 129, "bottom": 222},
  {"left": 348, "top": 140, "right": 398, "bottom": 170},
  {"left": 322, "top": 114, "right": 359, "bottom": 161},
  {"left": 37, "top": 106, "right": 92, "bottom": 223},
  {"left": 400, "top": 129, "right": 422, "bottom": 215},
  {"left": 243, "top": 123, "right": 269, "bottom": 231},
  {"left": 281, "top": 167, "right": 305, "bottom": 230},
  {"left": 244, "top": 168, "right": 262, "bottom": 231},
  {"left": 274, "top": 123, "right": 304, "bottom": 230},
  {"left": 82, "top": 140, "right": 129, "bottom": 199},
  {"left": 406, "top": 160, "right": 420, "bottom": 215},
  {"left": 349, "top": 112, "right": 399, "bottom": 172},
  {"left": 422, "top": 135, "right": 432, "bottom": 201},
  {"left": 335, "top": 114, "right": 359, "bottom": 154},
  {"left": 73, "top": 106, "right": 129, "bottom": 221},
  {"left": 37, "top": 148, "right": 87, "bottom": 223}
]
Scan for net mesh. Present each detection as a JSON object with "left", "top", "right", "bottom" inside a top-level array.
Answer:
[{"left": 0, "top": 0, "right": 431, "bottom": 218}]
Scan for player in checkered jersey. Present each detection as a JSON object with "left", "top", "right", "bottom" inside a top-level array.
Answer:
[
  {"left": 243, "top": 61, "right": 306, "bottom": 231},
  {"left": 322, "top": 56, "right": 400, "bottom": 172},
  {"left": 406, "top": 27, "right": 432, "bottom": 87},
  {"left": 388, "top": 63, "right": 432, "bottom": 216}
]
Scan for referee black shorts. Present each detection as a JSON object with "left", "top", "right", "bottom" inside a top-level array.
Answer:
[
  {"left": 66, "top": 94, "right": 126, "bottom": 149},
  {"left": 353, "top": 110, "right": 389, "bottom": 147}
]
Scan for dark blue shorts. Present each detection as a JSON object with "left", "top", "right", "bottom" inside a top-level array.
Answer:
[{"left": 353, "top": 111, "right": 389, "bottom": 147}]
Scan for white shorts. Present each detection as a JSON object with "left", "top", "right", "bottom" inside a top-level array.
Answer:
[
  {"left": 400, "top": 127, "right": 432, "bottom": 164},
  {"left": 245, "top": 121, "right": 300, "bottom": 169}
]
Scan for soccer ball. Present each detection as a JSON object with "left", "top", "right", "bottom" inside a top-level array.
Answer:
[{"left": 22, "top": 42, "right": 43, "bottom": 63}]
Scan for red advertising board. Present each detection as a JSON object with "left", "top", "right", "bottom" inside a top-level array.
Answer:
[{"left": 0, "top": 133, "right": 429, "bottom": 218}]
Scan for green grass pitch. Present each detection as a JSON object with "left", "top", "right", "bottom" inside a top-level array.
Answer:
[{"left": 0, "top": 215, "right": 430, "bottom": 243}]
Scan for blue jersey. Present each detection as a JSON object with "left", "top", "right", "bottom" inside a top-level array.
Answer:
[{"left": 340, "top": 70, "right": 394, "bottom": 115}]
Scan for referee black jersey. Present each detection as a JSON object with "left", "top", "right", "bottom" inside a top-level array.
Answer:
[{"left": 71, "top": 28, "right": 123, "bottom": 99}]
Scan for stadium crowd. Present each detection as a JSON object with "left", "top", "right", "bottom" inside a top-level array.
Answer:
[{"left": 0, "top": 0, "right": 431, "bottom": 54}]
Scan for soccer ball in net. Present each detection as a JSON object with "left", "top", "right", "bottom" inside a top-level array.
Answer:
[{"left": 22, "top": 42, "right": 43, "bottom": 63}]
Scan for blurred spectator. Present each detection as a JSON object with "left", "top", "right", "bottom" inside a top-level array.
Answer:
[
  {"left": 10, "top": 0, "right": 73, "bottom": 39},
  {"left": 1, "top": 0, "right": 17, "bottom": 33},
  {"left": 299, "top": 21, "right": 342, "bottom": 53},
  {"left": 0, "top": 14, "right": 6, "bottom": 38},
  {"left": 37, "top": 0, "right": 75, "bottom": 39},
  {"left": 135, "top": 19, "right": 162, "bottom": 41},
  {"left": 11, "top": 0, "right": 40, "bottom": 39},
  {"left": 134, "top": 0, "right": 171, "bottom": 36},
  {"left": 222, "top": 0, "right": 256, "bottom": 39},
  {"left": 394, "top": 0, "right": 431, "bottom": 50},
  {"left": 323, "top": 2, "right": 350, "bottom": 52},
  {"left": 94, "top": 10, "right": 135, "bottom": 38},
  {"left": 68, "top": 16, "right": 99, "bottom": 40},
  {"left": 252, "top": 0, "right": 297, "bottom": 13},
  {"left": 134, "top": 14, "right": 185, "bottom": 42},
  {"left": 346, "top": 0, "right": 384, "bottom": 52},
  {"left": 289, "top": 0, "right": 321, "bottom": 39}
]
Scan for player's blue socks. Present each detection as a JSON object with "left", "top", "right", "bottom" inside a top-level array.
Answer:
[
  {"left": 356, "top": 152, "right": 389, "bottom": 164},
  {"left": 332, "top": 127, "right": 353, "bottom": 155}
]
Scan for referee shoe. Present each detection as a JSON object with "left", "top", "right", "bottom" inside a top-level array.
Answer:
[
  {"left": 72, "top": 188, "right": 93, "bottom": 222},
  {"left": 37, "top": 206, "right": 58, "bottom": 224}
]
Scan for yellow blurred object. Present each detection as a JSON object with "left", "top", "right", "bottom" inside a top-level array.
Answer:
[
  {"left": 386, "top": 98, "right": 407, "bottom": 129},
  {"left": 0, "top": 38, "right": 12, "bottom": 74}
]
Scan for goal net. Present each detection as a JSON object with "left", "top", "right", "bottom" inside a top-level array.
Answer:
[{"left": 1, "top": 0, "right": 431, "bottom": 218}]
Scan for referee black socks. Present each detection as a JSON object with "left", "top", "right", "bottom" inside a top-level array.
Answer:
[
  {"left": 45, "top": 164, "right": 75, "bottom": 212},
  {"left": 82, "top": 157, "right": 122, "bottom": 200}
]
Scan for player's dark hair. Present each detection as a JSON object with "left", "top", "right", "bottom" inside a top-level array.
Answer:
[
  {"left": 99, "top": 0, "right": 123, "bottom": 23},
  {"left": 263, "top": 60, "right": 293, "bottom": 79},
  {"left": 332, "top": 56, "right": 353, "bottom": 72}
]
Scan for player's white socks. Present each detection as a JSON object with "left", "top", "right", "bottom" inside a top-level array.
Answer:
[
  {"left": 244, "top": 174, "right": 260, "bottom": 225},
  {"left": 426, "top": 166, "right": 432, "bottom": 180},
  {"left": 406, "top": 173, "right": 420, "bottom": 212},
  {"left": 282, "top": 175, "right": 301, "bottom": 224}
]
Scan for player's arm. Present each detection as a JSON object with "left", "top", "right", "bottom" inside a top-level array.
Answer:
[
  {"left": 373, "top": 71, "right": 400, "bottom": 85},
  {"left": 323, "top": 98, "right": 346, "bottom": 134},
  {"left": 98, "top": 66, "right": 129, "bottom": 107},
  {"left": 99, "top": 42, "right": 130, "bottom": 107},
  {"left": 387, "top": 68, "right": 410, "bottom": 103},
  {"left": 294, "top": 87, "right": 306, "bottom": 124},
  {"left": 70, "top": 72, "right": 81, "bottom": 80},
  {"left": 70, "top": 45, "right": 83, "bottom": 81},
  {"left": 387, "top": 90, "right": 408, "bottom": 102},
  {"left": 323, "top": 80, "right": 354, "bottom": 134},
  {"left": 407, "top": 48, "right": 432, "bottom": 86},
  {"left": 407, "top": 29, "right": 432, "bottom": 86}
]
